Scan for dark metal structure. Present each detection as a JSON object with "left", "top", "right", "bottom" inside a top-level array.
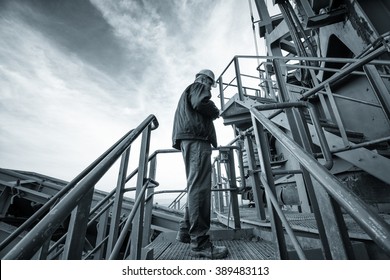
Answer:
[{"left": 1, "top": 0, "right": 390, "bottom": 260}]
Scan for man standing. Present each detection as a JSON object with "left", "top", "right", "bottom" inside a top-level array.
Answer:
[{"left": 172, "top": 69, "right": 228, "bottom": 259}]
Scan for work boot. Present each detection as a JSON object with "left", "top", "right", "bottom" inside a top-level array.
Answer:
[
  {"left": 176, "top": 231, "right": 190, "bottom": 243},
  {"left": 190, "top": 244, "right": 228, "bottom": 259}
]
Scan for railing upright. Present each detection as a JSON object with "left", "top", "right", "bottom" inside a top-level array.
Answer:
[
  {"left": 128, "top": 125, "right": 153, "bottom": 260},
  {"left": 106, "top": 147, "right": 131, "bottom": 258}
]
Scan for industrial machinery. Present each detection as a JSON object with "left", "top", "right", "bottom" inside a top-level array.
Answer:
[{"left": 1, "top": 0, "right": 390, "bottom": 260}]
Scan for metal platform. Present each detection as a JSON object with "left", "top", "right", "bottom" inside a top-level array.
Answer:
[
  {"left": 146, "top": 209, "right": 390, "bottom": 260},
  {"left": 147, "top": 229, "right": 277, "bottom": 260},
  {"left": 234, "top": 208, "right": 390, "bottom": 240}
]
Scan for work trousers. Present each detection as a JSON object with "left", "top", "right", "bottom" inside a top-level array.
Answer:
[{"left": 179, "top": 139, "right": 212, "bottom": 249}]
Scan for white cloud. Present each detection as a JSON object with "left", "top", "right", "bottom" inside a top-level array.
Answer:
[
  {"left": 0, "top": 12, "right": 131, "bottom": 181},
  {"left": 0, "top": 0, "right": 258, "bottom": 203}
]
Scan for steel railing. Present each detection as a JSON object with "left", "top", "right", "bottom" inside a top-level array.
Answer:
[
  {"left": 2, "top": 114, "right": 159, "bottom": 260},
  {"left": 251, "top": 108, "right": 390, "bottom": 256}
]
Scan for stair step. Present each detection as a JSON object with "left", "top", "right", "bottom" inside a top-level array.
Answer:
[{"left": 323, "top": 126, "right": 365, "bottom": 143}]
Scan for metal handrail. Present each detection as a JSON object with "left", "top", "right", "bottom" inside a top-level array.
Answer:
[
  {"left": 3, "top": 114, "right": 159, "bottom": 260},
  {"left": 0, "top": 129, "right": 135, "bottom": 252},
  {"left": 218, "top": 49, "right": 389, "bottom": 102},
  {"left": 250, "top": 108, "right": 390, "bottom": 255}
]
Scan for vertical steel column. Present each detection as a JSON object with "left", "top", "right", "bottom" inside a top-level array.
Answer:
[
  {"left": 273, "top": 59, "right": 311, "bottom": 212},
  {"left": 253, "top": 0, "right": 273, "bottom": 34},
  {"left": 273, "top": 58, "right": 353, "bottom": 259},
  {"left": 251, "top": 115, "right": 288, "bottom": 259},
  {"left": 243, "top": 133, "right": 266, "bottom": 220},
  {"left": 106, "top": 147, "right": 131, "bottom": 258},
  {"left": 129, "top": 126, "right": 152, "bottom": 259}
]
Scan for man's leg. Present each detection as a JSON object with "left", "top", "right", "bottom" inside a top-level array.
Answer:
[
  {"left": 176, "top": 205, "right": 190, "bottom": 243},
  {"left": 180, "top": 140, "right": 212, "bottom": 248},
  {"left": 180, "top": 140, "right": 228, "bottom": 259}
]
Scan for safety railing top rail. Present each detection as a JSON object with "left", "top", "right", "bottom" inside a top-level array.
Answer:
[
  {"left": 217, "top": 44, "right": 390, "bottom": 110},
  {"left": 2, "top": 114, "right": 158, "bottom": 260},
  {"left": 0, "top": 127, "right": 136, "bottom": 252}
]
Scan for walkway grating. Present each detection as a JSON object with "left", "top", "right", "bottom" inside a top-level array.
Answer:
[{"left": 147, "top": 230, "right": 277, "bottom": 260}]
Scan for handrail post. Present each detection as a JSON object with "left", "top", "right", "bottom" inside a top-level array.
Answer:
[
  {"left": 220, "top": 147, "right": 241, "bottom": 228},
  {"left": 142, "top": 156, "right": 157, "bottom": 249},
  {"left": 215, "top": 155, "right": 225, "bottom": 213},
  {"left": 251, "top": 114, "right": 289, "bottom": 259},
  {"left": 129, "top": 125, "right": 152, "bottom": 259},
  {"left": 106, "top": 147, "right": 131, "bottom": 259},
  {"left": 218, "top": 76, "right": 225, "bottom": 111},
  {"left": 273, "top": 58, "right": 312, "bottom": 212},
  {"left": 234, "top": 56, "right": 245, "bottom": 101}
]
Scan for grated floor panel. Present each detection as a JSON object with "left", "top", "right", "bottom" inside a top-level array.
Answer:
[{"left": 151, "top": 239, "right": 277, "bottom": 260}]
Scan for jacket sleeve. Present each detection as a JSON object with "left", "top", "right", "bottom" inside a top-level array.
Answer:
[{"left": 189, "top": 83, "right": 220, "bottom": 120}]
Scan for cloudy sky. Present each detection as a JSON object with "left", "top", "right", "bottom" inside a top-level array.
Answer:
[{"left": 0, "top": 0, "right": 265, "bottom": 202}]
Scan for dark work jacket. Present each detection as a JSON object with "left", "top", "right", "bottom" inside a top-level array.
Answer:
[{"left": 172, "top": 82, "right": 220, "bottom": 150}]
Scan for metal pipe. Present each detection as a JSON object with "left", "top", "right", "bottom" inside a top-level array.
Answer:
[
  {"left": 272, "top": 169, "right": 302, "bottom": 175},
  {"left": 146, "top": 189, "right": 186, "bottom": 202},
  {"left": 252, "top": 101, "right": 333, "bottom": 169},
  {"left": 330, "top": 136, "right": 390, "bottom": 154},
  {"left": 250, "top": 108, "right": 390, "bottom": 256},
  {"left": 301, "top": 46, "right": 387, "bottom": 100}
]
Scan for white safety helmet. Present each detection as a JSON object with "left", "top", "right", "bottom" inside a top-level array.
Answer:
[{"left": 195, "top": 69, "right": 217, "bottom": 87}]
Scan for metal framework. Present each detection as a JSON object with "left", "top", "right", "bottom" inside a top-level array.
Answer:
[{"left": 1, "top": 0, "right": 390, "bottom": 260}]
